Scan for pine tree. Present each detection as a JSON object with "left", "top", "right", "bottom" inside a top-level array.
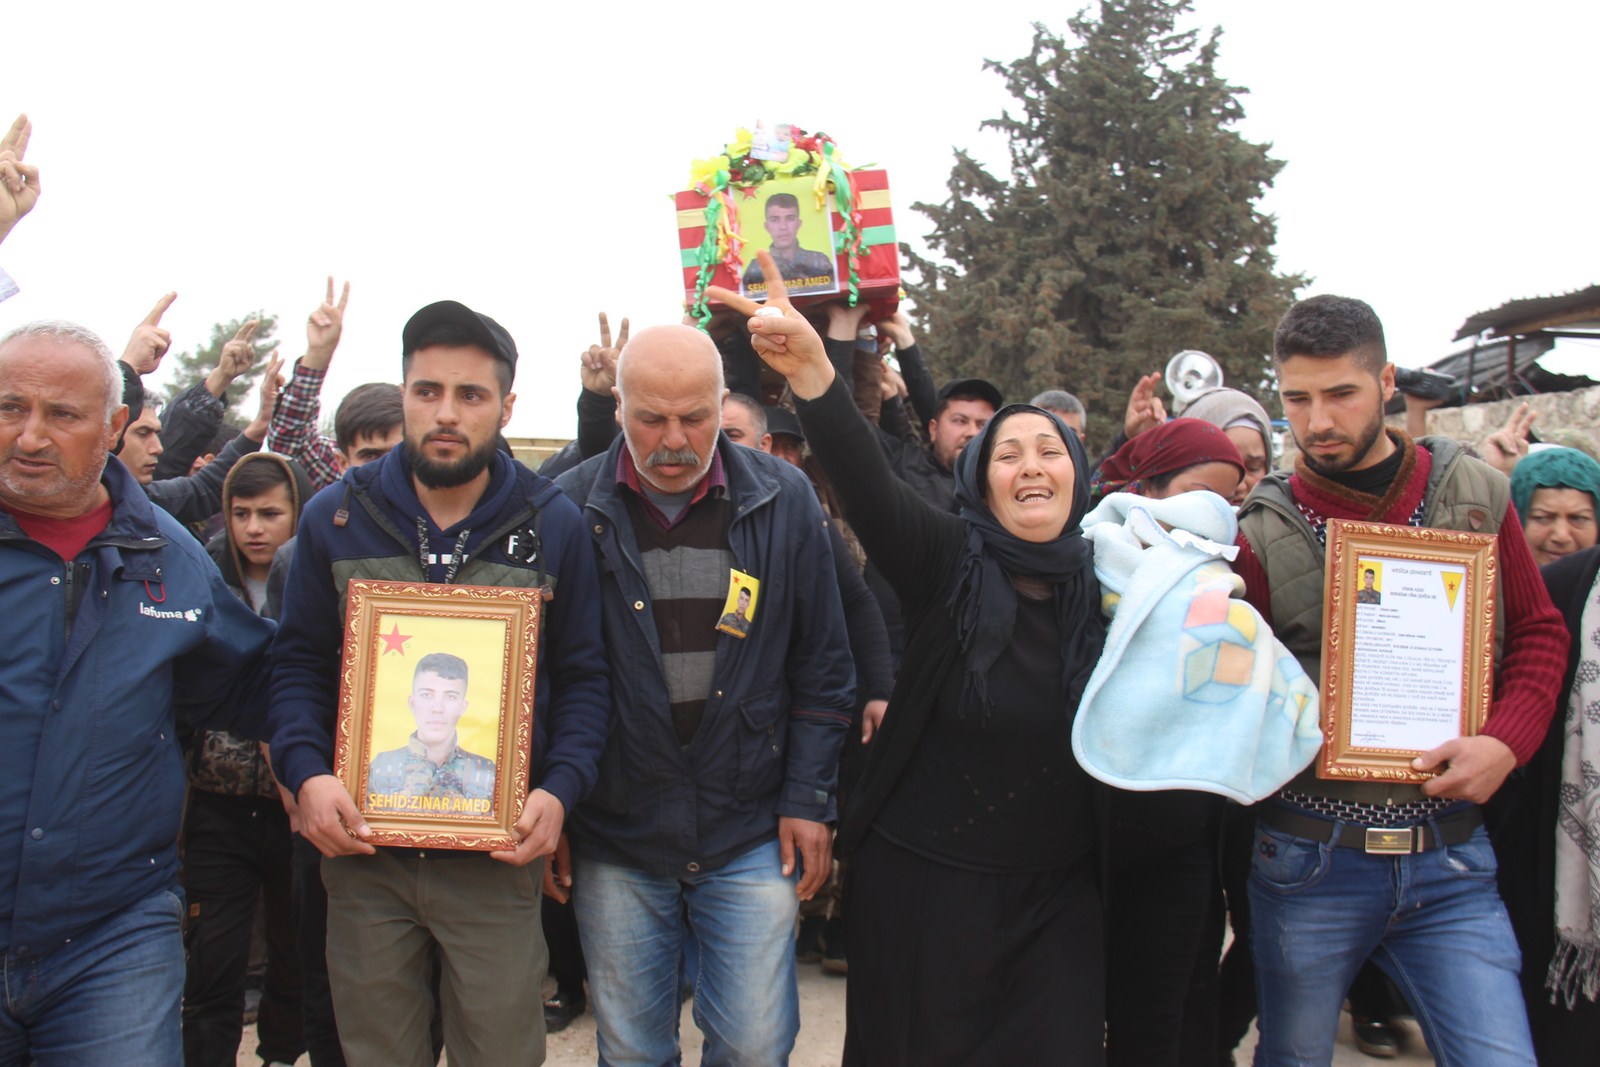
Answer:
[
  {"left": 159, "top": 312, "right": 277, "bottom": 416},
  {"left": 905, "top": 0, "right": 1304, "bottom": 445}
]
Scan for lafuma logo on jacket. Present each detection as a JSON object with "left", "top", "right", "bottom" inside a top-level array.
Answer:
[{"left": 138, "top": 602, "right": 203, "bottom": 622}]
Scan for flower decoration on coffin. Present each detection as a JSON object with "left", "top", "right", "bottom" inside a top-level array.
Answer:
[{"left": 684, "top": 125, "right": 869, "bottom": 324}]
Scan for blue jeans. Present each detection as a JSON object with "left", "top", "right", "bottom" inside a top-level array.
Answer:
[
  {"left": 0, "top": 889, "right": 185, "bottom": 1066},
  {"left": 1249, "top": 818, "right": 1534, "bottom": 1066},
  {"left": 573, "top": 839, "right": 799, "bottom": 1067}
]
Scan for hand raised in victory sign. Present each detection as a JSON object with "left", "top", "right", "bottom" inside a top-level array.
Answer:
[
  {"left": 581, "top": 311, "right": 629, "bottom": 396},
  {"left": 1480, "top": 401, "right": 1537, "bottom": 478},
  {"left": 304, "top": 277, "right": 351, "bottom": 369},
  {"left": 206, "top": 319, "right": 267, "bottom": 399},
  {"left": 0, "top": 114, "right": 41, "bottom": 245}
]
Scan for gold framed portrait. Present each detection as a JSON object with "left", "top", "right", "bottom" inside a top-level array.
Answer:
[
  {"left": 333, "top": 579, "right": 541, "bottom": 849},
  {"left": 1318, "top": 519, "right": 1497, "bottom": 783}
]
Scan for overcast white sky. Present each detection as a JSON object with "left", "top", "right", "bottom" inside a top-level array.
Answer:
[{"left": 4, "top": 1, "right": 1595, "bottom": 437}]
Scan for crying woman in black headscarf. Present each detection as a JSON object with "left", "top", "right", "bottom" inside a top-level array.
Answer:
[{"left": 708, "top": 256, "right": 1111, "bottom": 1067}]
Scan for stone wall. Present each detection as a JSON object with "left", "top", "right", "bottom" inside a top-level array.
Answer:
[{"left": 1410, "top": 386, "right": 1600, "bottom": 454}]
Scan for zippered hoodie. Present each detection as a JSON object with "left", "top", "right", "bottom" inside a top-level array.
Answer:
[
  {"left": 196, "top": 452, "right": 315, "bottom": 798},
  {"left": 268, "top": 446, "right": 610, "bottom": 818}
]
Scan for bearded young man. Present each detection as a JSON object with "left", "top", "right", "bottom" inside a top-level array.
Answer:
[
  {"left": 1233, "top": 294, "right": 1566, "bottom": 1065},
  {"left": 269, "top": 301, "right": 609, "bottom": 1067}
]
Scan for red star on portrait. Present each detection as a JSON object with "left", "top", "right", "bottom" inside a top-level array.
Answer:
[
  {"left": 379, "top": 622, "right": 412, "bottom": 656},
  {"left": 739, "top": 185, "right": 759, "bottom": 200}
]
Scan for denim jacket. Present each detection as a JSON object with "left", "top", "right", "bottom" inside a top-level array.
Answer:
[{"left": 556, "top": 435, "right": 854, "bottom": 877}]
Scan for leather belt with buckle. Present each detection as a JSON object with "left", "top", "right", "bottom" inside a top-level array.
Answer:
[
  {"left": 1259, "top": 805, "right": 1481, "bottom": 854},
  {"left": 1364, "top": 826, "right": 1416, "bottom": 854}
]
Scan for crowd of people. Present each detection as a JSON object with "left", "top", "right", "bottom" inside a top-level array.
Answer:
[{"left": 2, "top": 113, "right": 1597, "bottom": 1067}]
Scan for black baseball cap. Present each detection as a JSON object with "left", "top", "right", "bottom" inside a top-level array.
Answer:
[
  {"left": 935, "top": 377, "right": 1002, "bottom": 411},
  {"left": 402, "top": 300, "right": 519, "bottom": 375},
  {"left": 763, "top": 406, "right": 805, "bottom": 443}
]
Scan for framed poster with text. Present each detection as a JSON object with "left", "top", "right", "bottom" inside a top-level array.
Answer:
[
  {"left": 1317, "top": 519, "right": 1497, "bottom": 783},
  {"left": 332, "top": 580, "right": 540, "bottom": 849}
]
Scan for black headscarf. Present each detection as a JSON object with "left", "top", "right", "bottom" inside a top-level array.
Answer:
[{"left": 948, "top": 403, "right": 1105, "bottom": 715}]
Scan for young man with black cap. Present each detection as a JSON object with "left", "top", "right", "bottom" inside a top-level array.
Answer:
[
  {"left": 269, "top": 301, "right": 610, "bottom": 1067},
  {"left": 868, "top": 377, "right": 1002, "bottom": 513},
  {"left": 763, "top": 405, "right": 807, "bottom": 469},
  {"left": 821, "top": 302, "right": 1003, "bottom": 511}
]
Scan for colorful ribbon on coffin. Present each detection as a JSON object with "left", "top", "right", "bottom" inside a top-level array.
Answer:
[{"left": 677, "top": 127, "right": 898, "bottom": 323}]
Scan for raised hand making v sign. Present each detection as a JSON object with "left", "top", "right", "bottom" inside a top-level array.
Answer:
[
  {"left": 581, "top": 311, "right": 629, "bottom": 396},
  {"left": 204, "top": 319, "right": 267, "bottom": 400},
  {"left": 303, "top": 277, "right": 351, "bottom": 371},
  {"left": 0, "top": 114, "right": 40, "bottom": 247}
]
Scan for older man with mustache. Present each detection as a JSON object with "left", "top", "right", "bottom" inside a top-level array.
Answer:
[{"left": 555, "top": 322, "right": 853, "bottom": 1067}]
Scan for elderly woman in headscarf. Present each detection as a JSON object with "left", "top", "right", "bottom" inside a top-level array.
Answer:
[
  {"left": 1510, "top": 446, "right": 1600, "bottom": 567},
  {"left": 710, "top": 261, "right": 1108, "bottom": 1064},
  {"left": 1088, "top": 419, "right": 1252, "bottom": 1065}
]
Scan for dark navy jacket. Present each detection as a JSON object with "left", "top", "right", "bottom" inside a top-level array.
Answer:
[
  {"left": 269, "top": 447, "right": 610, "bottom": 818},
  {"left": 0, "top": 458, "right": 275, "bottom": 957},
  {"left": 556, "top": 435, "right": 854, "bottom": 876}
]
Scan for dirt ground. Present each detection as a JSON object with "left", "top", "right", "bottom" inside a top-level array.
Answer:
[{"left": 238, "top": 962, "right": 1434, "bottom": 1065}]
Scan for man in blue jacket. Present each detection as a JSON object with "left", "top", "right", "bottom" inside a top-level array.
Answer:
[
  {"left": 270, "top": 301, "right": 610, "bottom": 1067},
  {"left": 555, "top": 323, "right": 853, "bottom": 1067},
  {"left": 0, "top": 320, "right": 275, "bottom": 1065}
]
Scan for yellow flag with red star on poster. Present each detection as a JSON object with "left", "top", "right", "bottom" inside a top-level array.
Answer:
[{"left": 1441, "top": 570, "right": 1463, "bottom": 611}]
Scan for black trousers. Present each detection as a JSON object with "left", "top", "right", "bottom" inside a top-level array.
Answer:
[
  {"left": 842, "top": 832, "right": 1104, "bottom": 1066},
  {"left": 541, "top": 895, "right": 587, "bottom": 996},
  {"left": 1103, "top": 789, "right": 1221, "bottom": 1067},
  {"left": 292, "top": 835, "right": 344, "bottom": 1066},
  {"left": 1180, "top": 801, "right": 1258, "bottom": 1066},
  {"left": 181, "top": 790, "right": 304, "bottom": 1067}
]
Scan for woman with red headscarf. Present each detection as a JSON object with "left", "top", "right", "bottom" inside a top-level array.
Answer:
[
  {"left": 1091, "top": 418, "right": 1249, "bottom": 1066},
  {"left": 1092, "top": 417, "right": 1246, "bottom": 504}
]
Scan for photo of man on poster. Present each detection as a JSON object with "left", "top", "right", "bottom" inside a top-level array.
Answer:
[
  {"left": 367, "top": 651, "right": 497, "bottom": 808},
  {"left": 740, "top": 183, "right": 838, "bottom": 298}
]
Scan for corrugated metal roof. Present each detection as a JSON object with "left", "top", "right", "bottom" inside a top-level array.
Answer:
[
  {"left": 1427, "top": 336, "right": 1555, "bottom": 386},
  {"left": 1453, "top": 284, "right": 1600, "bottom": 340},
  {"left": 1385, "top": 337, "right": 1569, "bottom": 412}
]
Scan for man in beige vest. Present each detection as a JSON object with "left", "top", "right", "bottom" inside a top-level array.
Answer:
[{"left": 1232, "top": 294, "right": 1566, "bottom": 1065}]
